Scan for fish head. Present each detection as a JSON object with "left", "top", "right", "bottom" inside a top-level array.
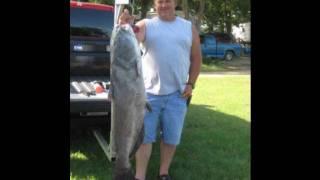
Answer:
[{"left": 111, "top": 24, "right": 141, "bottom": 72}]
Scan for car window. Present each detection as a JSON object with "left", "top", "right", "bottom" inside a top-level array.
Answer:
[
  {"left": 214, "top": 33, "right": 236, "bottom": 43},
  {"left": 70, "top": 7, "right": 113, "bottom": 39},
  {"left": 206, "top": 36, "right": 216, "bottom": 45}
]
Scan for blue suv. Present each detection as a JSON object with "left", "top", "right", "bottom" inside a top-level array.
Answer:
[{"left": 200, "top": 32, "right": 242, "bottom": 61}]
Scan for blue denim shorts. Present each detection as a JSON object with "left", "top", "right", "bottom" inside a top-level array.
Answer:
[{"left": 143, "top": 91, "right": 187, "bottom": 145}]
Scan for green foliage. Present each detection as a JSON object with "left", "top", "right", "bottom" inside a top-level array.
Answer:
[
  {"left": 84, "top": 0, "right": 250, "bottom": 33},
  {"left": 201, "top": 0, "right": 250, "bottom": 33},
  {"left": 88, "top": 0, "right": 115, "bottom": 5}
]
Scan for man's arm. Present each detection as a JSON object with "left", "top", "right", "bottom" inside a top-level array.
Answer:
[
  {"left": 188, "top": 25, "right": 202, "bottom": 86},
  {"left": 134, "top": 20, "right": 146, "bottom": 43},
  {"left": 182, "top": 25, "right": 202, "bottom": 98}
]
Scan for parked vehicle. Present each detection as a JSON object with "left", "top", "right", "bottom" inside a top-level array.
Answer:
[
  {"left": 70, "top": 1, "right": 113, "bottom": 119},
  {"left": 240, "top": 41, "right": 251, "bottom": 56},
  {"left": 200, "top": 32, "right": 242, "bottom": 61}
]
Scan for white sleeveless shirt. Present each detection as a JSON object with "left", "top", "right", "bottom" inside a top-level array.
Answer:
[{"left": 141, "top": 16, "right": 192, "bottom": 95}]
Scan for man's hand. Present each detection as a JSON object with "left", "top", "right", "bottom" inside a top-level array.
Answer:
[
  {"left": 118, "top": 9, "right": 134, "bottom": 25},
  {"left": 182, "top": 85, "right": 193, "bottom": 99}
]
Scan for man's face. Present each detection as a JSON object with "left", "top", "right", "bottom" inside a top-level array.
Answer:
[{"left": 154, "top": 0, "right": 176, "bottom": 20}]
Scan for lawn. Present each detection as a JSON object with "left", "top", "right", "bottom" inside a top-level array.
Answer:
[
  {"left": 201, "top": 58, "right": 229, "bottom": 72},
  {"left": 70, "top": 75, "right": 251, "bottom": 180}
]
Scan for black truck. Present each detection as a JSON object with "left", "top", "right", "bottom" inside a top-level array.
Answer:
[{"left": 70, "top": 1, "right": 113, "bottom": 119}]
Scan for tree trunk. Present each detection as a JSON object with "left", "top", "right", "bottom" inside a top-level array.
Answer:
[
  {"left": 194, "top": 0, "right": 205, "bottom": 32},
  {"left": 224, "top": 0, "right": 227, "bottom": 33},
  {"left": 220, "top": 20, "right": 225, "bottom": 32},
  {"left": 182, "top": 0, "right": 189, "bottom": 19},
  {"left": 226, "top": 16, "right": 232, "bottom": 34},
  {"left": 224, "top": 0, "right": 232, "bottom": 34}
]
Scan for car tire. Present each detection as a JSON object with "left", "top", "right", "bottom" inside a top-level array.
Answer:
[{"left": 225, "top": 51, "right": 234, "bottom": 61}]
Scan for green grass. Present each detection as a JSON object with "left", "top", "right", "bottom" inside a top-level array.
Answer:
[
  {"left": 70, "top": 76, "right": 250, "bottom": 180},
  {"left": 70, "top": 130, "right": 113, "bottom": 180},
  {"left": 201, "top": 58, "right": 229, "bottom": 72},
  {"left": 174, "top": 76, "right": 250, "bottom": 180}
]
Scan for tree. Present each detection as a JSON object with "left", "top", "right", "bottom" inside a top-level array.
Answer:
[
  {"left": 193, "top": 0, "right": 205, "bottom": 32},
  {"left": 202, "top": 0, "right": 250, "bottom": 34},
  {"left": 88, "top": 0, "right": 114, "bottom": 5},
  {"left": 88, "top": 0, "right": 153, "bottom": 19},
  {"left": 134, "top": 0, "right": 153, "bottom": 19},
  {"left": 86, "top": 0, "right": 251, "bottom": 34}
]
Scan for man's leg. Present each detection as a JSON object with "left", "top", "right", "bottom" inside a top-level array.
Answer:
[
  {"left": 159, "top": 91, "right": 188, "bottom": 176},
  {"left": 135, "top": 143, "right": 152, "bottom": 180},
  {"left": 159, "top": 140, "right": 176, "bottom": 176},
  {"left": 135, "top": 93, "right": 162, "bottom": 180}
]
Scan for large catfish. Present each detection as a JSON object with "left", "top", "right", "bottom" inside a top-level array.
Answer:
[{"left": 110, "top": 24, "right": 150, "bottom": 180}]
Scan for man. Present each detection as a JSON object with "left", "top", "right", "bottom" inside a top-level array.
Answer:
[{"left": 119, "top": 0, "right": 202, "bottom": 179}]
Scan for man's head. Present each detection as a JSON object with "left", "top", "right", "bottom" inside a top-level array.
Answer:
[{"left": 153, "top": 0, "right": 177, "bottom": 21}]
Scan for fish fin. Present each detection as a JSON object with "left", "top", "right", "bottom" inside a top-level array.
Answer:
[
  {"left": 145, "top": 102, "right": 152, "bottom": 112},
  {"left": 129, "top": 125, "right": 144, "bottom": 159},
  {"left": 109, "top": 84, "right": 115, "bottom": 100}
]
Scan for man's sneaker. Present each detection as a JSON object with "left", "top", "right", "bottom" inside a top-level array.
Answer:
[{"left": 158, "top": 174, "right": 171, "bottom": 180}]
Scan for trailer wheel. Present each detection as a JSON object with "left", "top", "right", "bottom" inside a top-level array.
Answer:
[{"left": 225, "top": 51, "right": 234, "bottom": 61}]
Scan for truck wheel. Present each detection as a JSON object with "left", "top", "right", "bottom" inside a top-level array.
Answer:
[{"left": 225, "top": 51, "right": 234, "bottom": 61}]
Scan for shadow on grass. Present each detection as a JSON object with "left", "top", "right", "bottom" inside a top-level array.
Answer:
[
  {"left": 70, "top": 119, "right": 113, "bottom": 180},
  {"left": 169, "top": 104, "right": 250, "bottom": 180},
  {"left": 202, "top": 58, "right": 226, "bottom": 68},
  {"left": 70, "top": 104, "right": 250, "bottom": 180}
]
